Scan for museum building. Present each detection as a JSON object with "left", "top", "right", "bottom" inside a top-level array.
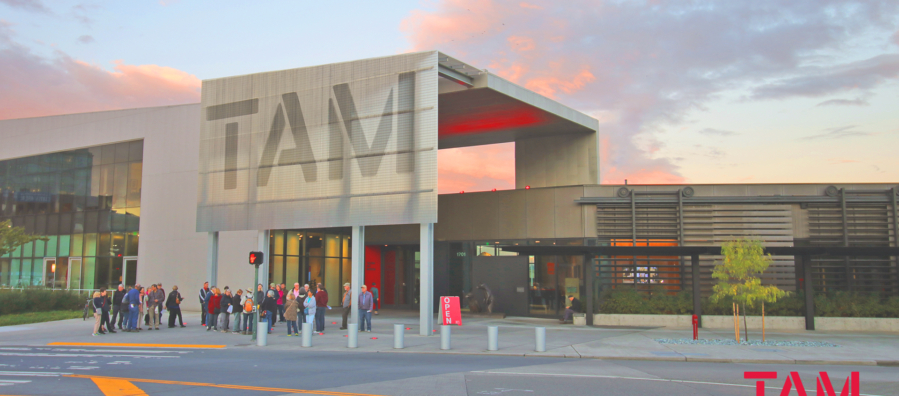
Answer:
[{"left": 1, "top": 52, "right": 896, "bottom": 328}]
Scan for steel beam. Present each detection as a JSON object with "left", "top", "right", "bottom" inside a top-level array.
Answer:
[
  {"left": 438, "top": 65, "right": 473, "bottom": 87},
  {"left": 691, "top": 254, "right": 702, "bottom": 327},
  {"left": 206, "top": 232, "right": 219, "bottom": 286},
  {"left": 420, "top": 223, "right": 435, "bottom": 335},
  {"left": 351, "top": 226, "right": 365, "bottom": 327}
]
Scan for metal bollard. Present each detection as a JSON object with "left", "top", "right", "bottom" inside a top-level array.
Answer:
[
  {"left": 256, "top": 322, "right": 268, "bottom": 346},
  {"left": 535, "top": 327, "right": 546, "bottom": 352},
  {"left": 394, "top": 324, "right": 405, "bottom": 349},
  {"left": 440, "top": 325, "right": 451, "bottom": 350},
  {"left": 347, "top": 323, "right": 358, "bottom": 348},
  {"left": 302, "top": 322, "right": 313, "bottom": 347},
  {"left": 487, "top": 326, "right": 498, "bottom": 351}
]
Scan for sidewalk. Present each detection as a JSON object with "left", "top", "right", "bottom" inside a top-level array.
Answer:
[{"left": 4, "top": 309, "right": 898, "bottom": 366}]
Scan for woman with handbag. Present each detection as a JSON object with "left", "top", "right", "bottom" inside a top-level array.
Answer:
[
  {"left": 206, "top": 287, "right": 222, "bottom": 331},
  {"left": 303, "top": 289, "right": 316, "bottom": 331}
]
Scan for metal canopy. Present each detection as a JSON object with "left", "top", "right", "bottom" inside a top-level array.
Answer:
[
  {"left": 436, "top": 52, "right": 598, "bottom": 149},
  {"left": 500, "top": 245, "right": 899, "bottom": 256}
]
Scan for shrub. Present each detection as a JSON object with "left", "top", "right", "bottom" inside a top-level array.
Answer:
[
  {"left": 0, "top": 288, "right": 87, "bottom": 315},
  {"left": 597, "top": 288, "right": 898, "bottom": 318}
]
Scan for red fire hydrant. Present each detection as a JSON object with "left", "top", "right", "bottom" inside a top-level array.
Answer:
[{"left": 692, "top": 314, "right": 699, "bottom": 340}]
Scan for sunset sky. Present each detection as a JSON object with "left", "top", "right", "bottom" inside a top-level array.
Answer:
[{"left": 2, "top": 0, "right": 897, "bottom": 193}]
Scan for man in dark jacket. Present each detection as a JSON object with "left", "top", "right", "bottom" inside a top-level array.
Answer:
[
  {"left": 148, "top": 284, "right": 165, "bottom": 330},
  {"left": 111, "top": 284, "right": 125, "bottom": 330},
  {"left": 314, "top": 283, "right": 328, "bottom": 333},
  {"left": 219, "top": 288, "right": 233, "bottom": 332},
  {"left": 166, "top": 286, "right": 184, "bottom": 328},
  {"left": 125, "top": 284, "right": 141, "bottom": 332},
  {"left": 199, "top": 282, "right": 210, "bottom": 326},
  {"left": 99, "top": 288, "right": 115, "bottom": 334}
]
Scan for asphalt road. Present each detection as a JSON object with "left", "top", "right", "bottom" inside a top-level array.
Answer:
[{"left": 1, "top": 343, "right": 897, "bottom": 396}]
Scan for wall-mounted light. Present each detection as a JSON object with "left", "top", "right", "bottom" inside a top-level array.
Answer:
[{"left": 51, "top": 263, "right": 56, "bottom": 273}]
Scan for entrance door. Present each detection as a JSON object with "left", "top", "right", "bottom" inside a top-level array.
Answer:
[
  {"left": 68, "top": 258, "right": 82, "bottom": 290},
  {"left": 471, "top": 256, "right": 529, "bottom": 317},
  {"left": 123, "top": 256, "right": 138, "bottom": 287},
  {"left": 42, "top": 258, "right": 56, "bottom": 289}
]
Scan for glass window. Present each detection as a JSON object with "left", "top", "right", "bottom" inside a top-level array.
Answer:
[
  {"left": 128, "top": 140, "right": 143, "bottom": 162},
  {"left": 111, "top": 209, "right": 126, "bottom": 232},
  {"left": 112, "top": 163, "right": 128, "bottom": 209},
  {"left": 308, "top": 256, "right": 322, "bottom": 285},
  {"left": 325, "top": 258, "right": 339, "bottom": 302},
  {"left": 84, "top": 211, "right": 98, "bottom": 233},
  {"left": 112, "top": 257, "right": 123, "bottom": 285},
  {"left": 70, "top": 258, "right": 82, "bottom": 290},
  {"left": 21, "top": 259, "right": 32, "bottom": 286},
  {"left": 125, "top": 233, "right": 139, "bottom": 256},
  {"left": 84, "top": 233, "right": 97, "bottom": 256},
  {"left": 21, "top": 241, "right": 33, "bottom": 258},
  {"left": 34, "top": 238, "right": 45, "bottom": 258},
  {"left": 59, "top": 235, "right": 70, "bottom": 257},
  {"left": 305, "top": 233, "right": 323, "bottom": 256},
  {"left": 325, "top": 234, "right": 340, "bottom": 257},
  {"left": 60, "top": 213, "right": 73, "bottom": 234},
  {"left": 0, "top": 259, "right": 8, "bottom": 286},
  {"left": 47, "top": 214, "right": 59, "bottom": 234},
  {"left": 342, "top": 258, "right": 351, "bottom": 291},
  {"left": 114, "top": 142, "right": 130, "bottom": 163},
  {"left": 342, "top": 235, "right": 351, "bottom": 258},
  {"left": 70, "top": 234, "right": 83, "bottom": 256},
  {"left": 96, "top": 257, "right": 110, "bottom": 290},
  {"left": 35, "top": 214, "right": 47, "bottom": 234},
  {"left": 100, "top": 145, "right": 116, "bottom": 165},
  {"left": 286, "top": 231, "right": 301, "bottom": 255},
  {"left": 88, "top": 146, "right": 102, "bottom": 167},
  {"left": 111, "top": 233, "right": 124, "bottom": 257},
  {"left": 98, "top": 233, "right": 111, "bottom": 257},
  {"left": 273, "top": 231, "right": 285, "bottom": 255},
  {"left": 10, "top": 259, "right": 20, "bottom": 287},
  {"left": 272, "top": 256, "right": 284, "bottom": 285},
  {"left": 126, "top": 162, "right": 141, "bottom": 208},
  {"left": 46, "top": 235, "right": 57, "bottom": 257},
  {"left": 286, "top": 256, "right": 300, "bottom": 286},
  {"left": 82, "top": 257, "right": 95, "bottom": 290}
]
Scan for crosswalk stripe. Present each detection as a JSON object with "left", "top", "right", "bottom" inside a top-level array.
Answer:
[
  {"left": 47, "top": 342, "right": 225, "bottom": 349},
  {"left": 91, "top": 377, "right": 148, "bottom": 396}
]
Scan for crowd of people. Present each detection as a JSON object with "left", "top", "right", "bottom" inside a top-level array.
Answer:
[
  {"left": 89, "top": 280, "right": 380, "bottom": 337},
  {"left": 89, "top": 282, "right": 185, "bottom": 335}
]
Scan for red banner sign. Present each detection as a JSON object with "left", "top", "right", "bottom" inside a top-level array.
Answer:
[{"left": 440, "top": 296, "right": 462, "bottom": 326}]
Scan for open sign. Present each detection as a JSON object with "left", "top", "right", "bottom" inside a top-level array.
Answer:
[{"left": 440, "top": 296, "right": 462, "bottom": 326}]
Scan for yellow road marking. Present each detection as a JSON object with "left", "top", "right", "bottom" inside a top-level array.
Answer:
[
  {"left": 47, "top": 342, "right": 225, "bottom": 349},
  {"left": 67, "top": 374, "right": 379, "bottom": 395},
  {"left": 91, "top": 377, "right": 148, "bottom": 396}
]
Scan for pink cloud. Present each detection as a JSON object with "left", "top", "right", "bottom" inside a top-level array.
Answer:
[
  {"left": 0, "top": 24, "right": 199, "bottom": 120},
  {"left": 438, "top": 143, "right": 515, "bottom": 193}
]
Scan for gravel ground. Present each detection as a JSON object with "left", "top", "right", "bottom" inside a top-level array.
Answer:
[{"left": 655, "top": 338, "right": 841, "bottom": 347}]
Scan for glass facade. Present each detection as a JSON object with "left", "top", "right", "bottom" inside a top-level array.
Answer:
[
  {"left": 0, "top": 141, "right": 142, "bottom": 290},
  {"left": 268, "top": 228, "right": 352, "bottom": 302}
]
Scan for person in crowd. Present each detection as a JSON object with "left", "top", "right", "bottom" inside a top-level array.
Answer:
[
  {"left": 284, "top": 292, "right": 299, "bottom": 336},
  {"left": 125, "top": 284, "right": 141, "bottom": 332},
  {"left": 314, "top": 283, "right": 328, "bottom": 333},
  {"left": 371, "top": 283, "right": 380, "bottom": 315},
  {"left": 137, "top": 285, "right": 146, "bottom": 330},
  {"left": 91, "top": 291, "right": 103, "bottom": 336},
  {"left": 231, "top": 289, "right": 243, "bottom": 334},
  {"left": 219, "top": 287, "right": 233, "bottom": 333},
  {"left": 144, "top": 285, "right": 151, "bottom": 327},
  {"left": 268, "top": 283, "right": 279, "bottom": 325},
  {"left": 560, "top": 295, "right": 583, "bottom": 324},
  {"left": 291, "top": 283, "right": 302, "bottom": 299},
  {"left": 156, "top": 282, "right": 166, "bottom": 323},
  {"left": 99, "top": 288, "right": 114, "bottom": 334},
  {"left": 276, "top": 284, "right": 285, "bottom": 323},
  {"left": 111, "top": 284, "right": 125, "bottom": 330},
  {"left": 241, "top": 287, "right": 255, "bottom": 335},
  {"left": 303, "top": 289, "right": 316, "bottom": 329},
  {"left": 340, "top": 283, "right": 351, "bottom": 330},
  {"left": 148, "top": 284, "right": 165, "bottom": 330},
  {"left": 359, "top": 284, "right": 373, "bottom": 332},
  {"left": 206, "top": 287, "right": 222, "bottom": 331},
  {"left": 199, "top": 281, "right": 210, "bottom": 327},
  {"left": 166, "top": 285, "right": 184, "bottom": 328},
  {"left": 120, "top": 286, "right": 132, "bottom": 330},
  {"left": 260, "top": 289, "right": 278, "bottom": 334},
  {"left": 255, "top": 284, "right": 265, "bottom": 310}
]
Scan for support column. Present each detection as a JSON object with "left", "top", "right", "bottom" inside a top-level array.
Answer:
[
  {"left": 585, "top": 254, "right": 594, "bottom": 326},
  {"left": 420, "top": 223, "right": 434, "bottom": 336},
  {"left": 257, "top": 231, "right": 270, "bottom": 290},
  {"left": 207, "top": 232, "right": 219, "bottom": 286},
  {"left": 691, "top": 254, "right": 702, "bottom": 327},
  {"left": 350, "top": 226, "right": 365, "bottom": 327},
  {"left": 803, "top": 254, "right": 815, "bottom": 330}
]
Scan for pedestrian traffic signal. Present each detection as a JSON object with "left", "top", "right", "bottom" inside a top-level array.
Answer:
[{"left": 249, "top": 251, "right": 264, "bottom": 266}]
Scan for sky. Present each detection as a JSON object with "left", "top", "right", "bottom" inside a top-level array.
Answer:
[{"left": 1, "top": 0, "right": 898, "bottom": 193}]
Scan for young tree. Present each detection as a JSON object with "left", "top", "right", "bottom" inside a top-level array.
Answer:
[
  {"left": 0, "top": 219, "right": 47, "bottom": 260},
  {"left": 710, "top": 238, "right": 787, "bottom": 342}
]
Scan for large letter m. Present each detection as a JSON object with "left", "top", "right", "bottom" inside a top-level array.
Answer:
[{"left": 744, "top": 371, "right": 860, "bottom": 396}]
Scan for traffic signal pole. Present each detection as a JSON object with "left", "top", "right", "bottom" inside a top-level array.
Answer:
[{"left": 252, "top": 263, "right": 259, "bottom": 341}]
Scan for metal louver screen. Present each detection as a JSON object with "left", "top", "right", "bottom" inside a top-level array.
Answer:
[{"left": 197, "top": 51, "right": 439, "bottom": 232}]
